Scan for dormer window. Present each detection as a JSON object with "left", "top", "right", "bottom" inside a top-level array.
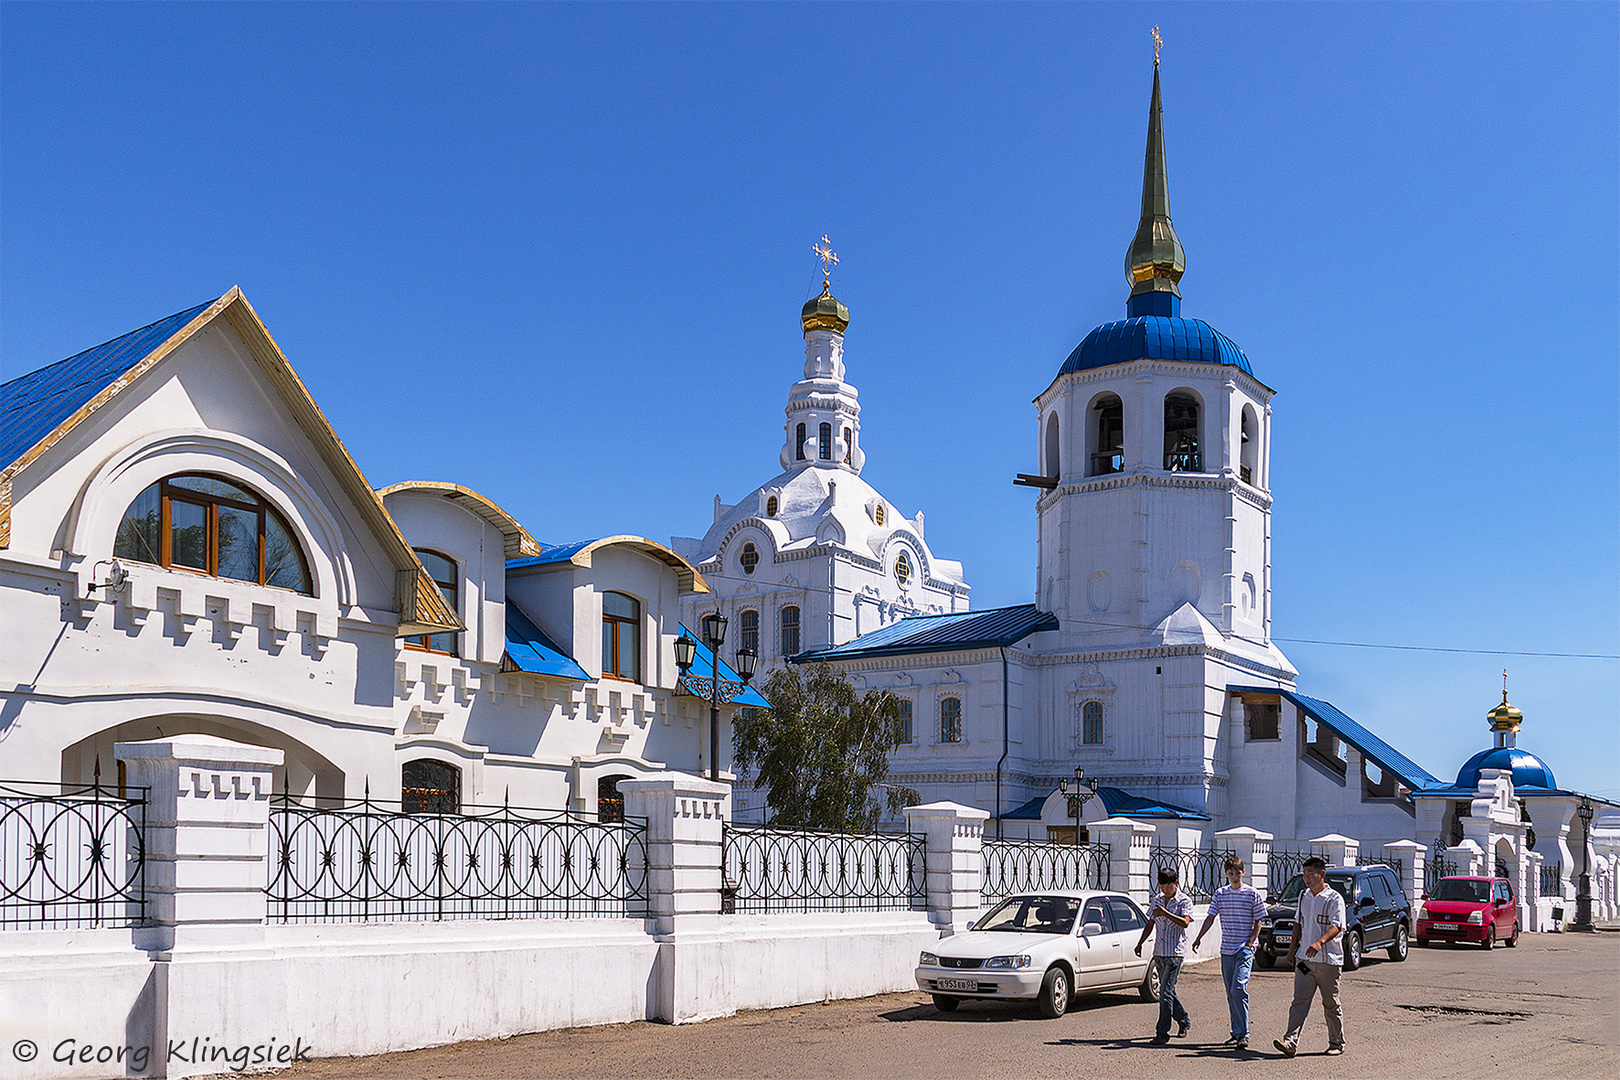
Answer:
[
  {"left": 874, "top": 503, "right": 886, "bottom": 527},
  {"left": 766, "top": 495, "right": 779, "bottom": 517},
  {"left": 113, "top": 473, "right": 312, "bottom": 594},
  {"left": 406, "top": 549, "right": 459, "bottom": 654},
  {"left": 602, "top": 591, "right": 640, "bottom": 681}
]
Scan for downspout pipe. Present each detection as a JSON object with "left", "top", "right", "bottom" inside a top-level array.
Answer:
[{"left": 995, "top": 645, "right": 1010, "bottom": 840}]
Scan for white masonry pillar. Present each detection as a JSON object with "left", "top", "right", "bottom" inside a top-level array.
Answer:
[
  {"left": 1216, "top": 826, "right": 1273, "bottom": 894},
  {"left": 903, "top": 801, "right": 989, "bottom": 933},
  {"left": 1092, "top": 817, "right": 1156, "bottom": 905},
  {"left": 1382, "top": 839, "right": 1426, "bottom": 904},
  {"left": 1308, "top": 833, "right": 1360, "bottom": 869}
]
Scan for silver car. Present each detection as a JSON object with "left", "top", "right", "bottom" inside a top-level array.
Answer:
[{"left": 915, "top": 891, "right": 1161, "bottom": 1017}]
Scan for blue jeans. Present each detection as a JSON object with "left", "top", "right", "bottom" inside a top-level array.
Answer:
[
  {"left": 1154, "top": 956, "right": 1189, "bottom": 1037},
  {"left": 1220, "top": 947, "right": 1255, "bottom": 1038}
]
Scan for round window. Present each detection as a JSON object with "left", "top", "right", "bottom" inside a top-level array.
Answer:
[
  {"left": 894, "top": 551, "right": 912, "bottom": 586},
  {"left": 740, "top": 542, "right": 759, "bottom": 575}
]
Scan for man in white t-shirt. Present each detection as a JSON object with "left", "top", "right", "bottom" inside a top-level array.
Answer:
[{"left": 1274, "top": 856, "right": 1346, "bottom": 1057}]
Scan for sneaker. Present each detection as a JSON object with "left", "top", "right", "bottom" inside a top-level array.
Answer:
[
  {"left": 1274, "top": 1039, "right": 1297, "bottom": 1058},
  {"left": 1177, "top": 1020, "right": 1192, "bottom": 1038},
  {"left": 1325, "top": 1046, "right": 1344, "bottom": 1056},
  {"left": 1150, "top": 1034, "right": 1171, "bottom": 1045},
  {"left": 1222, "top": 1036, "right": 1241, "bottom": 1046},
  {"left": 1237, "top": 1037, "right": 1250, "bottom": 1050}
]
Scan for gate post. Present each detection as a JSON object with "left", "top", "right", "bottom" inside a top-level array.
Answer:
[{"left": 903, "top": 801, "right": 988, "bottom": 933}]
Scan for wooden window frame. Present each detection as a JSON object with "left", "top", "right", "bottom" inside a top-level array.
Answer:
[
  {"left": 739, "top": 609, "right": 759, "bottom": 654},
  {"left": 116, "top": 473, "right": 312, "bottom": 594},
  {"left": 602, "top": 591, "right": 641, "bottom": 682},
  {"left": 895, "top": 699, "right": 913, "bottom": 745},
  {"left": 940, "top": 696, "right": 963, "bottom": 744},
  {"left": 1082, "top": 701, "right": 1104, "bottom": 745},
  {"left": 780, "top": 605, "right": 801, "bottom": 657},
  {"left": 404, "top": 548, "right": 460, "bottom": 655}
]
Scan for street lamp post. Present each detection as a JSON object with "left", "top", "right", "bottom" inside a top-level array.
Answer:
[
  {"left": 1572, "top": 796, "right": 1595, "bottom": 932},
  {"left": 674, "top": 612, "right": 757, "bottom": 782},
  {"left": 1059, "top": 767, "right": 1099, "bottom": 845}
]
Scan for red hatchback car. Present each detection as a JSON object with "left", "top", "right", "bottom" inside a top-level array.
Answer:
[{"left": 1416, "top": 876, "right": 1519, "bottom": 948}]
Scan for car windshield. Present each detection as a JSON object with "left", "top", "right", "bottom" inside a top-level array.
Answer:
[
  {"left": 973, "top": 895, "right": 1080, "bottom": 934},
  {"left": 1434, "top": 879, "right": 1490, "bottom": 903},
  {"left": 1275, "top": 874, "right": 1354, "bottom": 906}
]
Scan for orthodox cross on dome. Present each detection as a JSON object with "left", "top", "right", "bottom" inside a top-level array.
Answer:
[
  {"left": 1152, "top": 25, "right": 1162, "bottom": 66},
  {"left": 813, "top": 235, "right": 839, "bottom": 288},
  {"left": 1502, "top": 668, "right": 1509, "bottom": 701}
]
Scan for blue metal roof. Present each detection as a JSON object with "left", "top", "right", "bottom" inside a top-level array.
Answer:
[
  {"left": 678, "top": 623, "right": 771, "bottom": 708},
  {"left": 1097, "top": 786, "right": 1210, "bottom": 821},
  {"left": 998, "top": 795, "right": 1047, "bottom": 820},
  {"left": 1450, "top": 746, "right": 1557, "bottom": 792},
  {"left": 793, "top": 604, "right": 1059, "bottom": 663},
  {"left": 1060, "top": 316, "right": 1253, "bottom": 377},
  {"left": 0, "top": 299, "right": 218, "bottom": 470},
  {"left": 504, "top": 603, "right": 590, "bottom": 681},
  {"left": 1233, "top": 687, "right": 1442, "bottom": 792},
  {"left": 506, "top": 541, "right": 593, "bottom": 570}
]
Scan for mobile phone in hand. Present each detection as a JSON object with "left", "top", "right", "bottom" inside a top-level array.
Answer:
[{"left": 1296, "top": 960, "right": 1311, "bottom": 975}]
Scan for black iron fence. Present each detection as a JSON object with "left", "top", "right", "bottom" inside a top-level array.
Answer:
[
  {"left": 0, "top": 780, "right": 146, "bottom": 929},
  {"left": 1539, "top": 862, "right": 1563, "bottom": 899},
  {"left": 981, "top": 839, "right": 1110, "bottom": 904},
  {"left": 722, "top": 824, "right": 926, "bottom": 914},
  {"left": 266, "top": 795, "right": 648, "bottom": 922},
  {"left": 1267, "top": 847, "right": 1312, "bottom": 896},
  {"left": 1149, "top": 844, "right": 1235, "bottom": 902},
  {"left": 1423, "top": 854, "right": 1458, "bottom": 895}
]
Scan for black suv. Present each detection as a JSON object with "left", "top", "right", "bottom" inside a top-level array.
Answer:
[{"left": 1257, "top": 864, "right": 1412, "bottom": 971}]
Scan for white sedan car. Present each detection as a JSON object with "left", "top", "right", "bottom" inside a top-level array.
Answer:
[{"left": 915, "top": 891, "right": 1161, "bottom": 1017}]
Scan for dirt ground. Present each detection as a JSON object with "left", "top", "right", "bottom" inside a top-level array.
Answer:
[{"left": 241, "top": 930, "right": 1618, "bottom": 1080}]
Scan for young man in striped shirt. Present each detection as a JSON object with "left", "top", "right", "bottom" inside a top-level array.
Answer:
[{"left": 1193, "top": 855, "right": 1269, "bottom": 1049}]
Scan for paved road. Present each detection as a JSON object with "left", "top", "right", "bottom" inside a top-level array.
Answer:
[{"left": 257, "top": 931, "right": 1617, "bottom": 1079}]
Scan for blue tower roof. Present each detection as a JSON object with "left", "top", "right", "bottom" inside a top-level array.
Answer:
[
  {"left": 1060, "top": 315, "right": 1253, "bottom": 378},
  {"left": 1453, "top": 747, "right": 1558, "bottom": 792}
]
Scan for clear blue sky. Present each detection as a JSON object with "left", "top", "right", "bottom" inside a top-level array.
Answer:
[{"left": 4, "top": 3, "right": 1616, "bottom": 803}]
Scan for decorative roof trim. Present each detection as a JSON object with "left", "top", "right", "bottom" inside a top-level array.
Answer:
[
  {"left": 378, "top": 481, "right": 544, "bottom": 560},
  {"left": 511, "top": 536, "right": 709, "bottom": 595},
  {"left": 1036, "top": 354, "right": 1276, "bottom": 407},
  {"left": 0, "top": 288, "right": 462, "bottom": 636}
]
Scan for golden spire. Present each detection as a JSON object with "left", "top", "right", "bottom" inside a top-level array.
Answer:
[
  {"left": 1125, "top": 30, "right": 1185, "bottom": 318},
  {"left": 802, "top": 235, "right": 850, "bottom": 334}
]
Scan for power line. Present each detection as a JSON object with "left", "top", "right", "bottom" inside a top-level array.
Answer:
[{"left": 1273, "top": 638, "right": 1619, "bottom": 661}]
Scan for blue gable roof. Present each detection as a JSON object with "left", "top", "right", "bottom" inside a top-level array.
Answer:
[
  {"left": 0, "top": 299, "right": 218, "bottom": 470},
  {"left": 793, "top": 604, "right": 1059, "bottom": 663},
  {"left": 1233, "top": 687, "right": 1442, "bottom": 792},
  {"left": 503, "top": 603, "right": 590, "bottom": 681},
  {"left": 679, "top": 623, "right": 771, "bottom": 708}
]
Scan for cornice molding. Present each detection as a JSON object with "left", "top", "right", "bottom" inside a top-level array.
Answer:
[
  {"left": 1039, "top": 357, "right": 1275, "bottom": 406},
  {"left": 1038, "top": 470, "right": 1272, "bottom": 509}
]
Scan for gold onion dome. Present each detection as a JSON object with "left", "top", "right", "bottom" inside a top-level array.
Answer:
[
  {"left": 1124, "top": 61, "right": 1186, "bottom": 317},
  {"left": 802, "top": 283, "right": 850, "bottom": 335},
  {"left": 1488, "top": 689, "right": 1523, "bottom": 733}
]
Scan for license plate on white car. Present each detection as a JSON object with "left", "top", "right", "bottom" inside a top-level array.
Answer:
[{"left": 936, "top": 978, "right": 978, "bottom": 992}]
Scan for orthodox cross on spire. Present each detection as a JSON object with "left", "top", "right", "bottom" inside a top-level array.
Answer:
[
  {"left": 1124, "top": 39, "right": 1185, "bottom": 318},
  {"left": 1502, "top": 668, "right": 1510, "bottom": 703},
  {"left": 813, "top": 235, "right": 839, "bottom": 288},
  {"left": 1152, "top": 25, "right": 1162, "bottom": 66}
]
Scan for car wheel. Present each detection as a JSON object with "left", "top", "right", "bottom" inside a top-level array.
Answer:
[
  {"left": 1139, "top": 962, "right": 1161, "bottom": 1002},
  {"left": 1343, "top": 929, "right": 1363, "bottom": 971},
  {"left": 1257, "top": 948, "right": 1275, "bottom": 970},
  {"left": 931, "top": 994, "right": 960, "bottom": 1012},
  {"left": 1506, "top": 922, "right": 1519, "bottom": 948},
  {"left": 1482, "top": 924, "right": 1495, "bottom": 950},
  {"left": 1388, "top": 923, "right": 1409, "bottom": 962},
  {"left": 1037, "top": 967, "right": 1071, "bottom": 1018}
]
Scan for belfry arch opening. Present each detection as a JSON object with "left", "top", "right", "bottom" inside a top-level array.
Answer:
[
  {"left": 1090, "top": 394, "right": 1124, "bottom": 476},
  {"left": 1163, "top": 391, "right": 1202, "bottom": 472},
  {"left": 1240, "top": 404, "right": 1259, "bottom": 485},
  {"left": 1044, "top": 413, "right": 1061, "bottom": 479}
]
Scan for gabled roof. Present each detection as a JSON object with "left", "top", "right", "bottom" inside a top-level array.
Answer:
[
  {"left": 1233, "top": 687, "right": 1442, "bottom": 792},
  {"left": 792, "top": 604, "right": 1059, "bottom": 663},
  {"left": 507, "top": 536, "right": 709, "bottom": 594},
  {"left": 0, "top": 289, "right": 460, "bottom": 636},
  {"left": 678, "top": 623, "right": 771, "bottom": 709},
  {"left": 501, "top": 603, "right": 590, "bottom": 681},
  {"left": 378, "top": 481, "right": 543, "bottom": 560}
]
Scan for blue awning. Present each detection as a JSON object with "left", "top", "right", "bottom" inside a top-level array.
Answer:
[
  {"left": 679, "top": 623, "right": 771, "bottom": 708},
  {"left": 793, "top": 604, "right": 1058, "bottom": 663},
  {"left": 503, "top": 603, "right": 590, "bottom": 681}
]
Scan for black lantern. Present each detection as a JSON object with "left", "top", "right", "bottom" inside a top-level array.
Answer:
[
  {"left": 701, "top": 611, "right": 728, "bottom": 650},
  {"left": 1059, "top": 767, "right": 1098, "bottom": 846},
  {"left": 734, "top": 646, "right": 758, "bottom": 685},
  {"left": 674, "top": 633, "right": 697, "bottom": 674},
  {"left": 1573, "top": 796, "right": 1596, "bottom": 932}
]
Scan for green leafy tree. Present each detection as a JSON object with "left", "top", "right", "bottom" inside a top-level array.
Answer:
[{"left": 733, "top": 663, "right": 919, "bottom": 832}]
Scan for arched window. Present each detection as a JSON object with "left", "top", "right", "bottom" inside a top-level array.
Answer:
[
  {"left": 1045, "top": 412, "right": 1061, "bottom": 478},
  {"left": 940, "top": 697, "right": 962, "bottom": 743},
  {"left": 597, "top": 774, "right": 631, "bottom": 823},
  {"left": 739, "top": 609, "right": 759, "bottom": 654},
  {"left": 739, "top": 542, "right": 759, "bottom": 575},
  {"left": 1092, "top": 395, "right": 1124, "bottom": 476},
  {"left": 843, "top": 427, "right": 853, "bottom": 465},
  {"left": 1240, "top": 404, "right": 1259, "bottom": 486},
  {"left": 401, "top": 759, "right": 460, "bottom": 814},
  {"left": 895, "top": 699, "right": 913, "bottom": 744},
  {"left": 1082, "top": 701, "right": 1103, "bottom": 745},
  {"left": 818, "top": 422, "right": 832, "bottom": 460},
  {"left": 1164, "top": 393, "right": 1201, "bottom": 472},
  {"left": 796, "top": 424, "right": 807, "bottom": 461},
  {"left": 875, "top": 503, "right": 886, "bottom": 527},
  {"left": 113, "top": 473, "right": 312, "bottom": 593},
  {"left": 406, "top": 550, "right": 459, "bottom": 654},
  {"left": 780, "top": 606, "right": 801, "bottom": 657},
  {"left": 602, "top": 591, "right": 640, "bottom": 681},
  {"left": 766, "top": 495, "right": 779, "bottom": 517},
  {"left": 894, "top": 551, "right": 912, "bottom": 587}
]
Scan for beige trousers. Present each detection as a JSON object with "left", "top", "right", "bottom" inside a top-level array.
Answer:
[{"left": 1284, "top": 960, "right": 1343, "bottom": 1047}]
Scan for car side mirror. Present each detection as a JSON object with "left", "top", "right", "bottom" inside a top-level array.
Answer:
[
  {"left": 1420, "top": 892, "right": 1428, "bottom": 901},
  {"left": 1358, "top": 896, "right": 1375, "bottom": 907},
  {"left": 1266, "top": 894, "right": 1275, "bottom": 905},
  {"left": 1081, "top": 921, "right": 1104, "bottom": 937}
]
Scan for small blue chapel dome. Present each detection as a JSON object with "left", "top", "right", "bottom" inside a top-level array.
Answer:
[
  {"left": 1059, "top": 316, "right": 1253, "bottom": 378},
  {"left": 1453, "top": 746, "right": 1558, "bottom": 791}
]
